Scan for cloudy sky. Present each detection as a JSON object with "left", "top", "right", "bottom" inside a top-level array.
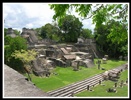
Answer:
[{"left": 3, "top": 3, "right": 95, "bottom": 32}]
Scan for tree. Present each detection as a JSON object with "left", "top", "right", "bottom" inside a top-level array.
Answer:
[
  {"left": 40, "top": 26, "right": 47, "bottom": 39},
  {"left": 11, "top": 49, "right": 38, "bottom": 81},
  {"left": 4, "top": 36, "right": 27, "bottom": 61},
  {"left": 51, "top": 22, "right": 62, "bottom": 42},
  {"left": 34, "top": 27, "right": 43, "bottom": 40},
  {"left": 44, "top": 23, "right": 59, "bottom": 40},
  {"left": 94, "top": 20, "right": 128, "bottom": 58},
  {"left": 4, "top": 35, "right": 13, "bottom": 45},
  {"left": 4, "top": 36, "right": 27, "bottom": 72},
  {"left": 58, "top": 15, "right": 83, "bottom": 42},
  {"left": 106, "top": 19, "right": 128, "bottom": 44},
  {"left": 14, "top": 29, "right": 21, "bottom": 35},
  {"left": 39, "top": 23, "right": 62, "bottom": 42},
  {"left": 80, "top": 28, "right": 93, "bottom": 39},
  {"left": 49, "top": 4, "right": 128, "bottom": 44},
  {"left": 4, "top": 28, "right": 8, "bottom": 36}
]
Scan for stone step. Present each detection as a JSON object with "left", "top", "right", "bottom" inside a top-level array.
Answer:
[
  {"left": 48, "top": 64, "right": 127, "bottom": 97},
  {"left": 48, "top": 74, "right": 103, "bottom": 95},
  {"left": 50, "top": 75, "right": 103, "bottom": 96},
  {"left": 58, "top": 78, "right": 101, "bottom": 97},
  {"left": 48, "top": 74, "right": 102, "bottom": 94}
]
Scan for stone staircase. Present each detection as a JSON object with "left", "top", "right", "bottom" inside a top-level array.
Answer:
[{"left": 47, "top": 64, "right": 127, "bottom": 97}]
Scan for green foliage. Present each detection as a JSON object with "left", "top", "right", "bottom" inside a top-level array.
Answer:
[
  {"left": 49, "top": 4, "right": 128, "bottom": 45},
  {"left": 14, "top": 29, "right": 20, "bottom": 35},
  {"left": 92, "top": 6, "right": 107, "bottom": 27},
  {"left": 4, "top": 28, "right": 8, "bottom": 36},
  {"left": 39, "top": 23, "right": 61, "bottom": 42},
  {"left": 8, "top": 57, "right": 25, "bottom": 73},
  {"left": 4, "top": 35, "right": 13, "bottom": 45},
  {"left": 80, "top": 28, "right": 93, "bottom": 38},
  {"left": 120, "top": 44, "right": 128, "bottom": 56},
  {"left": 59, "top": 15, "right": 83, "bottom": 42},
  {"left": 107, "top": 20, "right": 128, "bottom": 45},
  {"left": 4, "top": 36, "right": 27, "bottom": 62},
  {"left": 11, "top": 49, "right": 38, "bottom": 64},
  {"left": 72, "top": 4, "right": 92, "bottom": 17},
  {"left": 94, "top": 20, "right": 128, "bottom": 58},
  {"left": 49, "top": 4, "right": 128, "bottom": 26},
  {"left": 49, "top": 4, "right": 70, "bottom": 24},
  {"left": 45, "top": 23, "right": 59, "bottom": 39},
  {"left": 4, "top": 36, "right": 28, "bottom": 72},
  {"left": 40, "top": 26, "right": 47, "bottom": 38},
  {"left": 9, "top": 36, "right": 27, "bottom": 51},
  {"left": 34, "top": 27, "right": 43, "bottom": 39}
]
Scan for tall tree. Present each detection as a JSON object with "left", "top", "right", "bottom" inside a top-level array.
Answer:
[
  {"left": 40, "top": 26, "right": 47, "bottom": 39},
  {"left": 94, "top": 20, "right": 128, "bottom": 58},
  {"left": 34, "top": 27, "right": 43, "bottom": 40},
  {"left": 4, "top": 36, "right": 27, "bottom": 72},
  {"left": 59, "top": 15, "right": 83, "bottom": 42},
  {"left": 80, "top": 28, "right": 93, "bottom": 39},
  {"left": 40, "top": 23, "right": 61, "bottom": 41},
  {"left": 11, "top": 49, "right": 38, "bottom": 81},
  {"left": 4, "top": 28, "right": 8, "bottom": 36},
  {"left": 14, "top": 29, "right": 21, "bottom": 35},
  {"left": 49, "top": 4, "right": 128, "bottom": 44}
]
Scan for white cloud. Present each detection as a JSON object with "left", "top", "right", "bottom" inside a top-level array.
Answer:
[
  {"left": 26, "top": 23, "right": 34, "bottom": 28},
  {"left": 3, "top": 3, "right": 55, "bottom": 29},
  {"left": 82, "top": 19, "right": 95, "bottom": 32},
  {"left": 21, "top": 3, "right": 54, "bottom": 18},
  {"left": 3, "top": 3, "right": 95, "bottom": 32},
  {"left": 3, "top": 3, "right": 14, "bottom": 17}
]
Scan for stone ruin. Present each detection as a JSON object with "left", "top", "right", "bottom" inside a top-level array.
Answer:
[
  {"left": 75, "top": 37, "right": 100, "bottom": 58},
  {"left": 31, "top": 55, "right": 55, "bottom": 77},
  {"left": 119, "top": 55, "right": 128, "bottom": 61},
  {"left": 32, "top": 38, "right": 97, "bottom": 76},
  {"left": 21, "top": 28, "right": 38, "bottom": 45},
  {"left": 6, "top": 28, "right": 17, "bottom": 38},
  {"left": 21, "top": 28, "right": 56, "bottom": 46},
  {"left": 6, "top": 28, "right": 99, "bottom": 77},
  {"left": 102, "top": 69, "right": 121, "bottom": 81}
]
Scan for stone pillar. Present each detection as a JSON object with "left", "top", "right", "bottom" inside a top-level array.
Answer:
[
  {"left": 119, "top": 56, "right": 123, "bottom": 60},
  {"left": 104, "top": 55, "right": 108, "bottom": 60},
  {"left": 71, "top": 91, "right": 74, "bottom": 97},
  {"left": 102, "top": 58, "right": 107, "bottom": 64},
  {"left": 87, "top": 85, "right": 90, "bottom": 90},
  {"left": 120, "top": 80, "right": 124, "bottom": 87},
  {"left": 126, "top": 78, "right": 128, "bottom": 84},
  {"left": 114, "top": 82, "right": 117, "bottom": 88},
  {"left": 97, "top": 60, "right": 101, "bottom": 69},
  {"left": 125, "top": 63, "right": 128, "bottom": 70},
  {"left": 99, "top": 80, "right": 101, "bottom": 84}
]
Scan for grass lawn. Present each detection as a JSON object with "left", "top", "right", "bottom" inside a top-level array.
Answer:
[
  {"left": 25, "top": 59, "right": 127, "bottom": 92},
  {"left": 75, "top": 70, "right": 128, "bottom": 97}
]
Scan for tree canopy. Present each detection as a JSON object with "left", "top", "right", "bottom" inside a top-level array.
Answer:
[
  {"left": 58, "top": 15, "right": 83, "bottom": 42},
  {"left": 94, "top": 20, "right": 128, "bottom": 58},
  {"left": 49, "top": 4, "right": 128, "bottom": 25},
  {"left": 4, "top": 35, "right": 28, "bottom": 72},
  {"left": 49, "top": 4, "right": 128, "bottom": 44},
  {"left": 80, "top": 28, "right": 93, "bottom": 39},
  {"left": 11, "top": 49, "right": 38, "bottom": 64}
]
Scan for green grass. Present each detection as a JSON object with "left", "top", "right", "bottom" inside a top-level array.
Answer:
[
  {"left": 75, "top": 70, "right": 128, "bottom": 97},
  {"left": 25, "top": 59, "right": 127, "bottom": 92},
  {"left": 30, "top": 66, "right": 103, "bottom": 92}
]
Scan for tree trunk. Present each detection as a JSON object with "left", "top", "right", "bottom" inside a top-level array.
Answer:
[{"left": 24, "top": 65, "right": 32, "bottom": 81}]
